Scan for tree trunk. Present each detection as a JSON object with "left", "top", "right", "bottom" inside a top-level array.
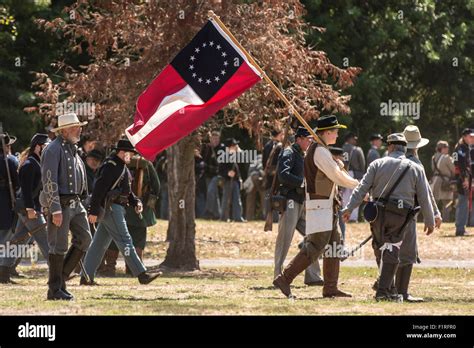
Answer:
[{"left": 161, "top": 136, "right": 200, "bottom": 270}]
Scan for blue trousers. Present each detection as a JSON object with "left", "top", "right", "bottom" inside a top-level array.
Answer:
[
  {"left": 0, "top": 213, "right": 49, "bottom": 268},
  {"left": 455, "top": 193, "right": 474, "bottom": 234},
  {"left": 83, "top": 204, "right": 146, "bottom": 278}
]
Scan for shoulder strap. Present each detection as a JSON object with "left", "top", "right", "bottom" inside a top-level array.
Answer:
[
  {"left": 111, "top": 165, "right": 127, "bottom": 191},
  {"left": 382, "top": 161, "right": 411, "bottom": 201}
]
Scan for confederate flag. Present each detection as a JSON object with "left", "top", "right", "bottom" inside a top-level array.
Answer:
[{"left": 125, "top": 19, "right": 262, "bottom": 160}]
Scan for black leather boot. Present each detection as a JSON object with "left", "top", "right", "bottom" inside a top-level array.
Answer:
[
  {"left": 62, "top": 245, "right": 84, "bottom": 298},
  {"left": 0, "top": 266, "right": 16, "bottom": 284},
  {"left": 47, "top": 254, "right": 73, "bottom": 301},
  {"left": 138, "top": 270, "right": 162, "bottom": 284},
  {"left": 63, "top": 245, "right": 85, "bottom": 279},
  {"left": 375, "top": 263, "right": 403, "bottom": 302},
  {"left": 80, "top": 275, "right": 99, "bottom": 286},
  {"left": 396, "top": 264, "right": 424, "bottom": 302}
]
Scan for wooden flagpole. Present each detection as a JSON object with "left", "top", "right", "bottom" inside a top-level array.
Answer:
[{"left": 207, "top": 10, "right": 326, "bottom": 147}]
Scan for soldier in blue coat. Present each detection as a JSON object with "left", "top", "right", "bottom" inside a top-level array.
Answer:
[
  {"left": 0, "top": 134, "right": 51, "bottom": 284},
  {"left": 0, "top": 132, "right": 19, "bottom": 244},
  {"left": 81, "top": 139, "right": 161, "bottom": 285}
]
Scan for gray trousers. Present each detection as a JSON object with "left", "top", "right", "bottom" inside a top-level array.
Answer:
[
  {"left": 370, "top": 206, "right": 410, "bottom": 266},
  {"left": 399, "top": 218, "right": 418, "bottom": 266},
  {"left": 83, "top": 204, "right": 146, "bottom": 278},
  {"left": 47, "top": 201, "right": 91, "bottom": 255},
  {"left": 0, "top": 213, "right": 49, "bottom": 268},
  {"left": 274, "top": 200, "right": 321, "bottom": 281}
]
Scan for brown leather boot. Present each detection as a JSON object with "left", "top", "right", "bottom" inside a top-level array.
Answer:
[
  {"left": 99, "top": 250, "right": 119, "bottom": 277},
  {"left": 273, "top": 250, "right": 312, "bottom": 298},
  {"left": 322, "top": 258, "right": 352, "bottom": 298}
]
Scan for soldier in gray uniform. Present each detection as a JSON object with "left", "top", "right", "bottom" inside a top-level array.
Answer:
[
  {"left": 342, "top": 133, "right": 435, "bottom": 302},
  {"left": 367, "top": 133, "right": 383, "bottom": 166},
  {"left": 399, "top": 125, "right": 442, "bottom": 302},
  {"left": 40, "top": 113, "right": 92, "bottom": 300}
]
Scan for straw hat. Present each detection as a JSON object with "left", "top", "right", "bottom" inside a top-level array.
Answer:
[
  {"left": 403, "top": 125, "right": 429, "bottom": 149},
  {"left": 51, "top": 113, "right": 88, "bottom": 132}
]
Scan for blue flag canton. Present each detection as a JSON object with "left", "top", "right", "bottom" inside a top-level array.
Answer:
[{"left": 171, "top": 21, "right": 244, "bottom": 102}]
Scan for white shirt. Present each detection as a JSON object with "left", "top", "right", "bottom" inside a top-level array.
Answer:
[{"left": 313, "top": 146, "right": 359, "bottom": 189}]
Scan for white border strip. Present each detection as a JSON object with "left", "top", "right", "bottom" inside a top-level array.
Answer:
[{"left": 126, "top": 84, "right": 204, "bottom": 145}]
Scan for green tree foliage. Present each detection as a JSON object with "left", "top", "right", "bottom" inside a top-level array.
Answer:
[
  {"left": 0, "top": 0, "right": 74, "bottom": 150},
  {"left": 304, "top": 0, "right": 473, "bottom": 167}
]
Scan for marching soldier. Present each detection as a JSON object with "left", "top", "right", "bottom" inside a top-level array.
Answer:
[
  {"left": 398, "top": 125, "right": 442, "bottom": 302},
  {"left": 0, "top": 134, "right": 50, "bottom": 284},
  {"left": 105, "top": 154, "right": 161, "bottom": 276},
  {"left": 454, "top": 128, "right": 474, "bottom": 236},
  {"left": 81, "top": 139, "right": 161, "bottom": 285},
  {"left": 40, "top": 113, "right": 92, "bottom": 300},
  {"left": 273, "top": 117, "right": 359, "bottom": 298},
  {"left": 0, "top": 131, "right": 19, "bottom": 246},
  {"left": 342, "top": 133, "right": 435, "bottom": 302},
  {"left": 273, "top": 127, "right": 323, "bottom": 288}
]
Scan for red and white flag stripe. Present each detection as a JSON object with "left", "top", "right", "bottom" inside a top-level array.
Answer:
[{"left": 126, "top": 19, "right": 261, "bottom": 160}]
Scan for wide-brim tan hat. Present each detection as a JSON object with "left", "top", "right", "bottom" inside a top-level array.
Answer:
[
  {"left": 51, "top": 113, "right": 88, "bottom": 132},
  {"left": 403, "top": 125, "right": 429, "bottom": 149}
]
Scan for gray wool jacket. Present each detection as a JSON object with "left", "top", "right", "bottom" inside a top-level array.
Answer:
[
  {"left": 343, "top": 150, "right": 435, "bottom": 227},
  {"left": 40, "top": 135, "right": 87, "bottom": 214}
]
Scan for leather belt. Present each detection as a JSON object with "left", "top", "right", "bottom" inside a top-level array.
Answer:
[{"left": 59, "top": 195, "right": 81, "bottom": 209}]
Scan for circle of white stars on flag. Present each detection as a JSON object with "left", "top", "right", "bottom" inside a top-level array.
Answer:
[{"left": 189, "top": 41, "right": 231, "bottom": 84}]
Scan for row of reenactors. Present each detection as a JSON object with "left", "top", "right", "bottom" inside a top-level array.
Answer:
[
  {"left": 192, "top": 124, "right": 472, "bottom": 238},
  {"left": 0, "top": 113, "right": 161, "bottom": 300},
  {"left": 269, "top": 116, "right": 442, "bottom": 302}
]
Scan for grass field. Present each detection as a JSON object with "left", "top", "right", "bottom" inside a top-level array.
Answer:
[
  {"left": 0, "top": 221, "right": 473, "bottom": 315},
  {"left": 0, "top": 266, "right": 472, "bottom": 315},
  {"left": 145, "top": 220, "right": 474, "bottom": 261}
]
